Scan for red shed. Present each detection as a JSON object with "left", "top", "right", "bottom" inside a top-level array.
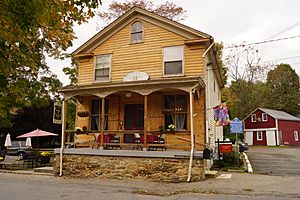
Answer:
[{"left": 243, "top": 108, "right": 300, "bottom": 146}]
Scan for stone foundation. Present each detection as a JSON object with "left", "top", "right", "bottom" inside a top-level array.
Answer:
[{"left": 54, "top": 151, "right": 205, "bottom": 182}]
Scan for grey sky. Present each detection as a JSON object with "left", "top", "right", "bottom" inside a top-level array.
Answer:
[{"left": 48, "top": 0, "right": 300, "bottom": 85}]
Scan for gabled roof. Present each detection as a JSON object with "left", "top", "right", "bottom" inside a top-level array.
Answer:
[
  {"left": 73, "top": 7, "right": 212, "bottom": 55},
  {"left": 245, "top": 108, "right": 300, "bottom": 122}
]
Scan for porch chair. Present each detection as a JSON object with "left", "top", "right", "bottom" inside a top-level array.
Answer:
[
  {"left": 107, "top": 134, "right": 121, "bottom": 150},
  {"left": 152, "top": 134, "right": 166, "bottom": 151},
  {"left": 132, "top": 133, "right": 143, "bottom": 150}
]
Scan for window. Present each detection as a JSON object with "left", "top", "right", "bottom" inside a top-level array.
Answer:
[
  {"left": 294, "top": 131, "right": 299, "bottom": 141},
  {"left": 251, "top": 114, "right": 256, "bottom": 122},
  {"left": 95, "top": 54, "right": 111, "bottom": 81},
  {"left": 90, "top": 99, "right": 109, "bottom": 131},
  {"left": 163, "top": 95, "right": 187, "bottom": 130},
  {"left": 131, "top": 21, "right": 143, "bottom": 43},
  {"left": 163, "top": 46, "right": 183, "bottom": 76},
  {"left": 262, "top": 113, "right": 268, "bottom": 122},
  {"left": 257, "top": 131, "right": 263, "bottom": 141}
]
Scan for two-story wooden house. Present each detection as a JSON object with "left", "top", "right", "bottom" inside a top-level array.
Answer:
[
  {"left": 59, "top": 7, "right": 223, "bottom": 151},
  {"left": 244, "top": 108, "right": 300, "bottom": 146}
]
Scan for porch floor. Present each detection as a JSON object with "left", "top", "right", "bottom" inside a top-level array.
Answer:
[{"left": 55, "top": 148, "right": 204, "bottom": 159}]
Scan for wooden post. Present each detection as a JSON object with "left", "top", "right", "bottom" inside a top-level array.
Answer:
[
  {"left": 144, "top": 95, "right": 148, "bottom": 148},
  {"left": 100, "top": 98, "right": 105, "bottom": 148}
]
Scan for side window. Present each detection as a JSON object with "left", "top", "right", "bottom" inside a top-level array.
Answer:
[
  {"left": 163, "top": 46, "right": 183, "bottom": 76},
  {"left": 251, "top": 114, "right": 256, "bottom": 122},
  {"left": 131, "top": 21, "right": 143, "bottom": 43},
  {"left": 294, "top": 131, "right": 299, "bottom": 141},
  {"left": 95, "top": 54, "right": 111, "bottom": 82},
  {"left": 257, "top": 131, "right": 262, "bottom": 141},
  {"left": 262, "top": 113, "right": 268, "bottom": 122}
]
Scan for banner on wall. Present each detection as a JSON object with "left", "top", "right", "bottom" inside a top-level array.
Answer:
[{"left": 213, "top": 103, "right": 230, "bottom": 126}]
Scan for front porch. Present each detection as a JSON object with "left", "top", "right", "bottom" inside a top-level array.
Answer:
[{"left": 60, "top": 77, "right": 206, "bottom": 151}]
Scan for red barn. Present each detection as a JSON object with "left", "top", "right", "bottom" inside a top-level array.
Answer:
[{"left": 244, "top": 108, "right": 300, "bottom": 146}]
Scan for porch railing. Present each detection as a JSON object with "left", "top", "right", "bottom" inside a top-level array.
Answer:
[{"left": 64, "top": 130, "right": 200, "bottom": 150}]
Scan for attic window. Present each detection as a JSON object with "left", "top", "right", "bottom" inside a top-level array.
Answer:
[
  {"left": 262, "top": 113, "right": 268, "bottom": 122},
  {"left": 131, "top": 21, "right": 143, "bottom": 43},
  {"left": 251, "top": 114, "right": 256, "bottom": 122}
]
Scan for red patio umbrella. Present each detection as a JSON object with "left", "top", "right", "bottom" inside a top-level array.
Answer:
[{"left": 16, "top": 129, "right": 58, "bottom": 138}]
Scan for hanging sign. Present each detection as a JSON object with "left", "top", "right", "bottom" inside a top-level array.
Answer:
[
  {"left": 220, "top": 143, "right": 233, "bottom": 154},
  {"left": 53, "top": 101, "right": 62, "bottom": 124}
]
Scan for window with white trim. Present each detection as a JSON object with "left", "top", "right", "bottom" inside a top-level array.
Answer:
[
  {"left": 163, "top": 46, "right": 183, "bottom": 76},
  {"left": 251, "top": 114, "right": 256, "bottom": 122},
  {"left": 131, "top": 21, "right": 143, "bottom": 43},
  {"left": 95, "top": 54, "right": 111, "bottom": 81},
  {"left": 294, "top": 131, "right": 299, "bottom": 141},
  {"left": 262, "top": 113, "right": 268, "bottom": 122},
  {"left": 257, "top": 131, "right": 262, "bottom": 141}
]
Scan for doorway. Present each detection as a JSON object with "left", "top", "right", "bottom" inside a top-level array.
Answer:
[{"left": 124, "top": 104, "right": 144, "bottom": 143}]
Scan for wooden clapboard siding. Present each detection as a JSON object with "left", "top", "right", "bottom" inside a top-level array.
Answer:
[
  {"left": 194, "top": 90, "right": 205, "bottom": 150},
  {"left": 107, "top": 95, "right": 120, "bottom": 130},
  {"left": 77, "top": 19, "right": 206, "bottom": 85},
  {"left": 148, "top": 94, "right": 164, "bottom": 131}
]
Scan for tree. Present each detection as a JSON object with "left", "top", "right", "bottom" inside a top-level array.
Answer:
[
  {"left": 97, "top": 0, "right": 186, "bottom": 28},
  {"left": 224, "top": 44, "right": 268, "bottom": 83},
  {"left": 0, "top": 0, "right": 101, "bottom": 128},
  {"left": 264, "top": 64, "right": 300, "bottom": 114},
  {"left": 214, "top": 42, "right": 227, "bottom": 85}
]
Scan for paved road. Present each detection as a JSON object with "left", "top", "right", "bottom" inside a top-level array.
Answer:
[
  {"left": 246, "top": 146, "right": 300, "bottom": 176},
  {"left": 0, "top": 171, "right": 300, "bottom": 199}
]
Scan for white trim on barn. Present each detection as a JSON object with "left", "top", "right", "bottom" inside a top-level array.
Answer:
[{"left": 244, "top": 128, "right": 277, "bottom": 132}]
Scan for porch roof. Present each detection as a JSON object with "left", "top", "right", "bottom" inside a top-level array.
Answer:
[{"left": 59, "top": 76, "right": 205, "bottom": 99}]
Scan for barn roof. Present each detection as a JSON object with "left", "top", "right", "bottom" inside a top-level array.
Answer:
[{"left": 260, "top": 108, "right": 300, "bottom": 121}]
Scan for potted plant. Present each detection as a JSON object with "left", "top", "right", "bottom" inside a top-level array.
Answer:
[{"left": 168, "top": 124, "right": 176, "bottom": 132}]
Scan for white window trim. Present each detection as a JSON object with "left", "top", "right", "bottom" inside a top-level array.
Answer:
[
  {"left": 257, "top": 131, "right": 263, "bottom": 141},
  {"left": 294, "top": 131, "right": 299, "bottom": 141},
  {"left": 94, "top": 54, "right": 112, "bottom": 82},
  {"left": 262, "top": 113, "right": 268, "bottom": 122},
  {"left": 251, "top": 114, "right": 257, "bottom": 122},
  {"left": 162, "top": 46, "right": 184, "bottom": 77}
]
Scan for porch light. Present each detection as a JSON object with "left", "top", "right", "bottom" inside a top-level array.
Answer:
[{"left": 125, "top": 92, "right": 132, "bottom": 98}]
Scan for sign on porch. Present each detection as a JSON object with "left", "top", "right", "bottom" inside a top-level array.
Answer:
[{"left": 123, "top": 71, "right": 149, "bottom": 82}]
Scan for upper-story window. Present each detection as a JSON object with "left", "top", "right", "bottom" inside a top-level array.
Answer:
[
  {"left": 131, "top": 21, "right": 143, "bottom": 43},
  {"left": 163, "top": 46, "right": 183, "bottom": 76},
  {"left": 251, "top": 114, "right": 256, "bottom": 122},
  {"left": 95, "top": 54, "right": 111, "bottom": 82},
  {"left": 262, "top": 113, "right": 268, "bottom": 122}
]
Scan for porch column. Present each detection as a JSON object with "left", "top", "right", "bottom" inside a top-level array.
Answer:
[
  {"left": 187, "top": 89, "right": 195, "bottom": 182},
  {"left": 100, "top": 98, "right": 105, "bottom": 148},
  {"left": 144, "top": 95, "right": 148, "bottom": 148}
]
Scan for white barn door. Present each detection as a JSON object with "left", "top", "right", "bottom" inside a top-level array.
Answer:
[
  {"left": 245, "top": 132, "right": 253, "bottom": 145},
  {"left": 266, "top": 130, "right": 276, "bottom": 146}
]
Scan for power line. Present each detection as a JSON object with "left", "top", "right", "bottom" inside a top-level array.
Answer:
[
  {"left": 224, "top": 35, "right": 300, "bottom": 49},
  {"left": 262, "top": 55, "right": 300, "bottom": 63},
  {"left": 267, "top": 21, "right": 300, "bottom": 39}
]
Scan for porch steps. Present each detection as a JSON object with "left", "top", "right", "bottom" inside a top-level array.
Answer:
[
  {"left": 205, "top": 170, "right": 219, "bottom": 178},
  {"left": 34, "top": 166, "right": 54, "bottom": 174}
]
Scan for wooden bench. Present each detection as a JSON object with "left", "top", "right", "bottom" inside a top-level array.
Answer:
[
  {"left": 0, "top": 155, "right": 24, "bottom": 170},
  {"left": 74, "top": 133, "right": 95, "bottom": 148}
]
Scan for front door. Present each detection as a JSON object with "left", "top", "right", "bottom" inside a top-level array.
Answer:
[
  {"left": 266, "top": 130, "right": 276, "bottom": 146},
  {"left": 124, "top": 104, "right": 144, "bottom": 130}
]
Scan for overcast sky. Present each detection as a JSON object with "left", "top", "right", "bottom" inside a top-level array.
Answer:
[{"left": 48, "top": 0, "right": 300, "bottom": 85}]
